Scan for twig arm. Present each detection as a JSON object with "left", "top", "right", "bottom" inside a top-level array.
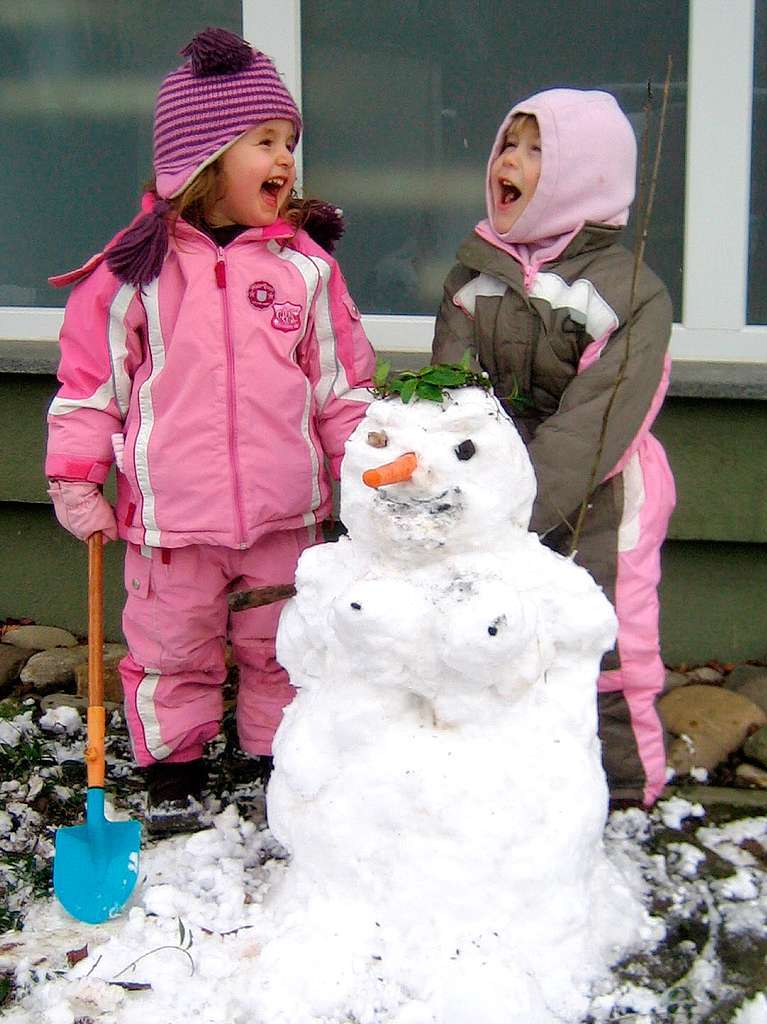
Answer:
[{"left": 228, "top": 584, "right": 297, "bottom": 612}]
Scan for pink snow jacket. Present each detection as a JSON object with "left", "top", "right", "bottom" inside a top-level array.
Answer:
[{"left": 46, "top": 216, "right": 376, "bottom": 550}]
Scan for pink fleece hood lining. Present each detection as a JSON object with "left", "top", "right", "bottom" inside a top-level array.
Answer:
[{"left": 482, "top": 89, "right": 637, "bottom": 255}]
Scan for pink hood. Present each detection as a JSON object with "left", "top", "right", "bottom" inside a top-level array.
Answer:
[{"left": 482, "top": 88, "right": 637, "bottom": 247}]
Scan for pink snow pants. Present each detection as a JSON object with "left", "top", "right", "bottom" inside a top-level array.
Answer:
[
  {"left": 598, "top": 435, "right": 676, "bottom": 806},
  {"left": 119, "top": 527, "right": 317, "bottom": 766}
]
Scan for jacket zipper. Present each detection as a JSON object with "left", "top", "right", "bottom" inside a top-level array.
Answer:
[{"left": 216, "top": 248, "right": 247, "bottom": 548}]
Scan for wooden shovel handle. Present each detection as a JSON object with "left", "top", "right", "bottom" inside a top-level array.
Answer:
[{"left": 86, "top": 532, "right": 105, "bottom": 788}]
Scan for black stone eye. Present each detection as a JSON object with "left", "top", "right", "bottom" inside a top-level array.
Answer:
[
  {"left": 351, "top": 602, "right": 362, "bottom": 610},
  {"left": 454, "top": 439, "right": 476, "bottom": 461}
]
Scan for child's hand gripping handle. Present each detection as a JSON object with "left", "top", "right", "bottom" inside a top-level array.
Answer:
[
  {"left": 85, "top": 533, "right": 106, "bottom": 789},
  {"left": 48, "top": 481, "right": 118, "bottom": 542}
]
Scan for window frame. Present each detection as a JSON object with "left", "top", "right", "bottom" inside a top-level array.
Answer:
[{"left": 2, "top": 0, "right": 762, "bottom": 363}]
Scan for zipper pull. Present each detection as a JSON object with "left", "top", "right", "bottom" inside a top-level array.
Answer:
[
  {"left": 215, "top": 249, "right": 226, "bottom": 288},
  {"left": 523, "top": 264, "right": 536, "bottom": 290}
]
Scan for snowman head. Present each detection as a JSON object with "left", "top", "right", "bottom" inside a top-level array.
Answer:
[{"left": 341, "top": 387, "right": 537, "bottom": 560}]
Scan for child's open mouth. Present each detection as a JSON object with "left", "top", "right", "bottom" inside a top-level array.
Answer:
[
  {"left": 499, "top": 179, "right": 521, "bottom": 206},
  {"left": 261, "top": 177, "right": 286, "bottom": 205}
]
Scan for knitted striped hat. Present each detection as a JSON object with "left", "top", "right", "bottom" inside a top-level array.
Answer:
[
  {"left": 154, "top": 27, "right": 302, "bottom": 198},
  {"left": 106, "top": 27, "right": 301, "bottom": 288}
]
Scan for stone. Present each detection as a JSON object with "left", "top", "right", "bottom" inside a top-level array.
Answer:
[
  {"left": 19, "top": 646, "right": 89, "bottom": 689},
  {"left": 668, "top": 785, "right": 767, "bottom": 811},
  {"left": 40, "top": 692, "right": 88, "bottom": 713},
  {"left": 686, "top": 665, "right": 724, "bottom": 684},
  {"left": 74, "top": 643, "right": 128, "bottom": 704},
  {"left": 0, "top": 645, "right": 31, "bottom": 692},
  {"left": 735, "top": 763, "right": 767, "bottom": 789},
  {"left": 724, "top": 665, "right": 767, "bottom": 715},
  {"left": 743, "top": 726, "right": 767, "bottom": 770},
  {"left": 2, "top": 625, "right": 78, "bottom": 651},
  {"left": 659, "top": 684, "right": 767, "bottom": 775},
  {"left": 663, "top": 670, "right": 690, "bottom": 693},
  {"left": 40, "top": 691, "right": 120, "bottom": 713}
]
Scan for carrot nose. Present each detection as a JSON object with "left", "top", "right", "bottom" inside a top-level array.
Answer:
[{"left": 363, "top": 452, "right": 418, "bottom": 489}]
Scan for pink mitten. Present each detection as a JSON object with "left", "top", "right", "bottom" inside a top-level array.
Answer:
[{"left": 47, "top": 480, "right": 118, "bottom": 542}]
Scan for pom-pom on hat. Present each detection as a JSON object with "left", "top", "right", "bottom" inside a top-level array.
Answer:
[{"left": 153, "top": 26, "right": 302, "bottom": 199}]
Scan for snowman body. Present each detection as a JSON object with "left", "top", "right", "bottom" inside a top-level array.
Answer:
[{"left": 264, "top": 389, "right": 649, "bottom": 1023}]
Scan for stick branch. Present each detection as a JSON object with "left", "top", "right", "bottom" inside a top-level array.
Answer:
[{"left": 228, "top": 584, "right": 297, "bottom": 612}]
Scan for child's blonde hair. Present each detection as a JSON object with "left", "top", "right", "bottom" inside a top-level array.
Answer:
[
  {"left": 149, "top": 160, "right": 312, "bottom": 233},
  {"left": 505, "top": 112, "right": 538, "bottom": 140}
]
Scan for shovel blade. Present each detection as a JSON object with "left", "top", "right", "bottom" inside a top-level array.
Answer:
[{"left": 54, "top": 789, "right": 141, "bottom": 924}]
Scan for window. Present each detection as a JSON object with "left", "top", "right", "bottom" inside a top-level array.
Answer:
[{"left": 2, "top": 1, "right": 764, "bottom": 362}]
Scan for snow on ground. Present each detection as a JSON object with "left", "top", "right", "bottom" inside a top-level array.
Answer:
[
  {"left": 2, "top": 790, "right": 767, "bottom": 1023},
  {"left": 2, "top": 670, "right": 767, "bottom": 1024}
]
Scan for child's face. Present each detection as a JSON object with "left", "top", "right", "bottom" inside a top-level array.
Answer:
[
  {"left": 489, "top": 116, "right": 542, "bottom": 234},
  {"left": 208, "top": 119, "right": 297, "bottom": 228}
]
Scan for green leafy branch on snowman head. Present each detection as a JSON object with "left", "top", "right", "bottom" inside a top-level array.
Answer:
[{"left": 371, "top": 351, "right": 492, "bottom": 404}]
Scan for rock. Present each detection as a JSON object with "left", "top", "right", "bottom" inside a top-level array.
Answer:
[
  {"left": 2, "top": 625, "right": 78, "bottom": 651},
  {"left": 40, "top": 691, "right": 120, "bottom": 713},
  {"left": 659, "top": 685, "right": 767, "bottom": 775},
  {"left": 74, "top": 644, "right": 128, "bottom": 704},
  {"left": 0, "top": 645, "right": 31, "bottom": 692},
  {"left": 663, "top": 670, "right": 690, "bottom": 693},
  {"left": 668, "top": 785, "right": 767, "bottom": 811},
  {"left": 19, "top": 646, "right": 89, "bottom": 690},
  {"left": 40, "top": 692, "right": 88, "bottom": 713},
  {"left": 724, "top": 665, "right": 767, "bottom": 715},
  {"left": 686, "top": 665, "right": 724, "bottom": 684},
  {"left": 735, "top": 763, "right": 767, "bottom": 789},
  {"left": 743, "top": 726, "right": 767, "bottom": 770}
]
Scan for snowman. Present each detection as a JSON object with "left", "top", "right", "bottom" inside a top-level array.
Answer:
[{"left": 257, "top": 382, "right": 653, "bottom": 1024}]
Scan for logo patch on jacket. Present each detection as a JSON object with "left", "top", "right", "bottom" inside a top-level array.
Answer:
[
  {"left": 248, "top": 281, "right": 275, "bottom": 309},
  {"left": 271, "top": 302, "right": 302, "bottom": 332}
]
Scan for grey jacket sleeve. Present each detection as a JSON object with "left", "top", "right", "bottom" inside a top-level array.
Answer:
[
  {"left": 431, "top": 263, "right": 480, "bottom": 367},
  {"left": 528, "top": 276, "right": 673, "bottom": 536}
]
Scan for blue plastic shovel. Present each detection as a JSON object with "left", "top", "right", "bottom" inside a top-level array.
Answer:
[{"left": 53, "top": 532, "right": 141, "bottom": 924}]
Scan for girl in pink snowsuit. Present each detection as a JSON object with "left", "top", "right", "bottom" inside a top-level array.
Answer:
[
  {"left": 46, "top": 28, "right": 376, "bottom": 826},
  {"left": 433, "top": 89, "right": 676, "bottom": 808}
]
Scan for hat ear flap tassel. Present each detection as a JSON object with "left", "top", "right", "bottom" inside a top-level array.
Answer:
[{"left": 105, "top": 199, "right": 171, "bottom": 287}]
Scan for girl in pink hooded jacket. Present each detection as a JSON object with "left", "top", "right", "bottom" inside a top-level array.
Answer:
[
  {"left": 433, "top": 89, "right": 676, "bottom": 808},
  {"left": 46, "top": 28, "right": 375, "bottom": 829}
]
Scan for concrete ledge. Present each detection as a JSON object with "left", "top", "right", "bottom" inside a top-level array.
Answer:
[
  {"left": 2, "top": 338, "right": 766, "bottom": 401},
  {"left": 668, "top": 361, "right": 767, "bottom": 401},
  {"left": 0, "top": 340, "right": 59, "bottom": 375}
]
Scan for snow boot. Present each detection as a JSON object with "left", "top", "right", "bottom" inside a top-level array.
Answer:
[
  {"left": 252, "top": 754, "right": 274, "bottom": 787},
  {"left": 145, "top": 759, "right": 208, "bottom": 835},
  {"left": 222, "top": 752, "right": 274, "bottom": 789}
]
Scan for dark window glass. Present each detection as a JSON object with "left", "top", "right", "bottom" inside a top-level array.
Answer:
[
  {"left": 302, "top": 1, "right": 689, "bottom": 317},
  {"left": 0, "top": 3, "right": 241, "bottom": 307}
]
